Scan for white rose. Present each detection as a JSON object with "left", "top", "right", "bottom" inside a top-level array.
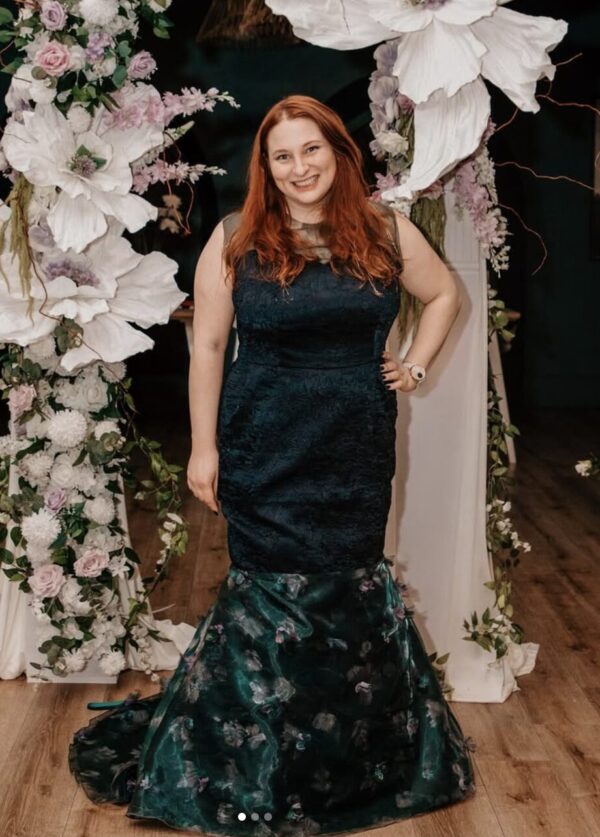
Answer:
[
  {"left": 60, "top": 577, "right": 92, "bottom": 615},
  {"left": 376, "top": 130, "right": 409, "bottom": 157},
  {"left": 50, "top": 456, "right": 76, "bottom": 489},
  {"left": 24, "top": 336, "right": 57, "bottom": 362},
  {"left": 84, "top": 495, "right": 115, "bottom": 526}
]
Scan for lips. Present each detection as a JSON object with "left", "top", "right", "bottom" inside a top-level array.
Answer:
[{"left": 292, "top": 174, "right": 319, "bottom": 189}]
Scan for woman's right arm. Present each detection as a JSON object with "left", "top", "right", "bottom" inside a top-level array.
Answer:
[{"left": 187, "top": 220, "right": 235, "bottom": 514}]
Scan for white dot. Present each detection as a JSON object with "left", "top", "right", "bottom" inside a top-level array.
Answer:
[
  {"left": 251, "top": 812, "right": 260, "bottom": 821},
  {"left": 237, "top": 812, "right": 246, "bottom": 821},
  {"left": 264, "top": 812, "right": 273, "bottom": 821}
]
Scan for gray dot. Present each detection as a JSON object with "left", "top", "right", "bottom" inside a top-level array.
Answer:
[
  {"left": 237, "top": 812, "right": 246, "bottom": 821},
  {"left": 250, "top": 812, "right": 260, "bottom": 821},
  {"left": 264, "top": 812, "right": 273, "bottom": 821}
]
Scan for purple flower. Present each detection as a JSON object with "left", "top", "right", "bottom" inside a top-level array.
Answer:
[
  {"left": 44, "top": 487, "right": 68, "bottom": 513},
  {"left": 127, "top": 50, "right": 157, "bottom": 80},
  {"left": 40, "top": 1, "right": 67, "bottom": 31},
  {"left": 85, "top": 32, "right": 113, "bottom": 63}
]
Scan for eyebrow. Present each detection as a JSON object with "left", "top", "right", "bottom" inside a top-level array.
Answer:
[{"left": 271, "top": 140, "right": 322, "bottom": 154}]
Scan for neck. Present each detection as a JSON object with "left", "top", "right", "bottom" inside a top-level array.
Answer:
[{"left": 284, "top": 199, "right": 323, "bottom": 225}]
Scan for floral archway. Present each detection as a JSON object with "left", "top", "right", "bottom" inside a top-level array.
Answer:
[{"left": 0, "top": 0, "right": 567, "bottom": 689}]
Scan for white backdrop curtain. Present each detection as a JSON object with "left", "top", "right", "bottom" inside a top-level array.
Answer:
[{"left": 385, "top": 187, "right": 538, "bottom": 703}]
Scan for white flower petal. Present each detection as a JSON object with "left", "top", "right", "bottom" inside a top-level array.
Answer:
[
  {"left": 59, "top": 313, "right": 155, "bottom": 371},
  {"left": 91, "top": 189, "right": 158, "bottom": 234},
  {"left": 109, "top": 251, "right": 186, "bottom": 328},
  {"left": 85, "top": 233, "right": 143, "bottom": 284},
  {"left": 47, "top": 191, "right": 108, "bottom": 252},
  {"left": 393, "top": 19, "right": 486, "bottom": 104},
  {"left": 435, "top": 0, "right": 497, "bottom": 27},
  {"left": 32, "top": 274, "right": 78, "bottom": 300},
  {"left": 2, "top": 105, "right": 74, "bottom": 186},
  {"left": 264, "top": 0, "right": 398, "bottom": 49},
  {"left": 0, "top": 298, "right": 55, "bottom": 344},
  {"left": 48, "top": 297, "right": 110, "bottom": 323},
  {"left": 381, "top": 78, "right": 490, "bottom": 200},
  {"left": 474, "top": 7, "right": 568, "bottom": 112},
  {"left": 99, "top": 122, "right": 165, "bottom": 167},
  {"left": 367, "top": 0, "right": 432, "bottom": 32}
]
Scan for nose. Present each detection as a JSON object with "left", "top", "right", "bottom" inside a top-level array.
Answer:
[{"left": 291, "top": 156, "right": 310, "bottom": 177}]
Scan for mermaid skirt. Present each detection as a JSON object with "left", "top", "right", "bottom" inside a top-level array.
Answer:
[{"left": 69, "top": 558, "right": 475, "bottom": 836}]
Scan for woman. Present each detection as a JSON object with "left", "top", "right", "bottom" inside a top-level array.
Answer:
[{"left": 69, "top": 95, "right": 476, "bottom": 835}]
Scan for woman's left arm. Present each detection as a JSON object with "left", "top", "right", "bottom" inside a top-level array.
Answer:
[{"left": 380, "top": 210, "right": 462, "bottom": 393}]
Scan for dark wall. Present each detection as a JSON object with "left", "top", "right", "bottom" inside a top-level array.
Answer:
[{"left": 490, "top": 1, "right": 600, "bottom": 408}]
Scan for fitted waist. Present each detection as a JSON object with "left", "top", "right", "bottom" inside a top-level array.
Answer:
[{"left": 236, "top": 328, "right": 382, "bottom": 368}]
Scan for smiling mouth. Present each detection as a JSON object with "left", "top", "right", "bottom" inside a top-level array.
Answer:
[{"left": 292, "top": 175, "right": 319, "bottom": 189}]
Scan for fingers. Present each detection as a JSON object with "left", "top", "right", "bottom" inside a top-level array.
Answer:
[
  {"left": 380, "top": 361, "right": 416, "bottom": 392},
  {"left": 186, "top": 477, "right": 220, "bottom": 515}
]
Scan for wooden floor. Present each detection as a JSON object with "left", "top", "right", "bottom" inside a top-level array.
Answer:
[{"left": 0, "top": 406, "right": 598, "bottom": 837}]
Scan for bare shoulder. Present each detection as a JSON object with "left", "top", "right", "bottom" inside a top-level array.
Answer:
[{"left": 390, "top": 210, "right": 430, "bottom": 255}]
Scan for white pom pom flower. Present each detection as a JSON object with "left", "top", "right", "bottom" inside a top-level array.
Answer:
[
  {"left": 78, "top": 0, "right": 119, "bottom": 27},
  {"left": 99, "top": 648, "right": 126, "bottom": 675},
  {"left": 21, "top": 507, "right": 61, "bottom": 547},
  {"left": 46, "top": 409, "right": 88, "bottom": 450}
]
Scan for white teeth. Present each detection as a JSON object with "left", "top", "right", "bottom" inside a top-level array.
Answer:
[{"left": 293, "top": 175, "right": 318, "bottom": 187}]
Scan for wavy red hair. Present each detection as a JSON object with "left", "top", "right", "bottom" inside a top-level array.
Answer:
[{"left": 224, "top": 94, "right": 403, "bottom": 290}]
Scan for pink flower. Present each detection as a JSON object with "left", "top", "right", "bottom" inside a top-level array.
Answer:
[
  {"left": 34, "top": 41, "right": 71, "bottom": 77},
  {"left": 8, "top": 384, "right": 36, "bottom": 420},
  {"left": 40, "top": 1, "right": 67, "bottom": 31},
  {"left": 74, "top": 547, "right": 110, "bottom": 578},
  {"left": 29, "top": 563, "right": 65, "bottom": 598},
  {"left": 44, "top": 487, "right": 68, "bottom": 513},
  {"left": 128, "top": 51, "right": 157, "bottom": 80}
]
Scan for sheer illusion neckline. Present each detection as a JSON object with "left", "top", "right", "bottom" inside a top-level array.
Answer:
[{"left": 290, "top": 217, "right": 323, "bottom": 228}]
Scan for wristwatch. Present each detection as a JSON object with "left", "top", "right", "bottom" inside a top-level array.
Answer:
[{"left": 401, "top": 359, "right": 427, "bottom": 385}]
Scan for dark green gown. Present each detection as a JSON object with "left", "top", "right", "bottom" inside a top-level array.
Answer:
[{"left": 69, "top": 203, "right": 476, "bottom": 836}]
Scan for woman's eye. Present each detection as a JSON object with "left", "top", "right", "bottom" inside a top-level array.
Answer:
[{"left": 307, "top": 145, "right": 319, "bottom": 153}]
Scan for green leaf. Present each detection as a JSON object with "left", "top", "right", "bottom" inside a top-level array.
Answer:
[
  {"left": 152, "top": 26, "right": 170, "bottom": 39},
  {"left": 0, "top": 8, "right": 14, "bottom": 25},
  {"left": 117, "top": 40, "right": 132, "bottom": 58},
  {"left": 111, "top": 63, "right": 127, "bottom": 87},
  {"left": 0, "top": 30, "right": 14, "bottom": 44},
  {"left": 0, "top": 548, "right": 14, "bottom": 564}
]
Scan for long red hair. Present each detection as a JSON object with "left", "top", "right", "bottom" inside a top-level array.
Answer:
[{"left": 224, "top": 94, "right": 403, "bottom": 290}]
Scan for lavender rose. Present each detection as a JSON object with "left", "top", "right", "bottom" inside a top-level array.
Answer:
[
  {"left": 74, "top": 547, "right": 110, "bottom": 578},
  {"left": 44, "top": 487, "right": 68, "bottom": 513},
  {"left": 29, "top": 563, "right": 65, "bottom": 598},
  {"left": 34, "top": 42, "right": 71, "bottom": 77},
  {"left": 40, "top": 1, "right": 67, "bottom": 31},
  {"left": 127, "top": 50, "right": 157, "bottom": 80},
  {"left": 8, "top": 384, "right": 36, "bottom": 419}
]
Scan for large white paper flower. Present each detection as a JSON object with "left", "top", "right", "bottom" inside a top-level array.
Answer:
[
  {"left": 1, "top": 101, "right": 163, "bottom": 252},
  {"left": 0, "top": 206, "right": 186, "bottom": 370},
  {"left": 266, "top": 0, "right": 567, "bottom": 198}
]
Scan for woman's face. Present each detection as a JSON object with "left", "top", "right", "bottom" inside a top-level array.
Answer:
[{"left": 265, "top": 117, "right": 337, "bottom": 219}]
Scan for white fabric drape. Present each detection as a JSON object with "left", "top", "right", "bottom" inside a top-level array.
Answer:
[{"left": 389, "top": 187, "right": 538, "bottom": 702}]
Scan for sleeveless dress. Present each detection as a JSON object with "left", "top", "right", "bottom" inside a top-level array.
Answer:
[{"left": 68, "top": 202, "right": 476, "bottom": 836}]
